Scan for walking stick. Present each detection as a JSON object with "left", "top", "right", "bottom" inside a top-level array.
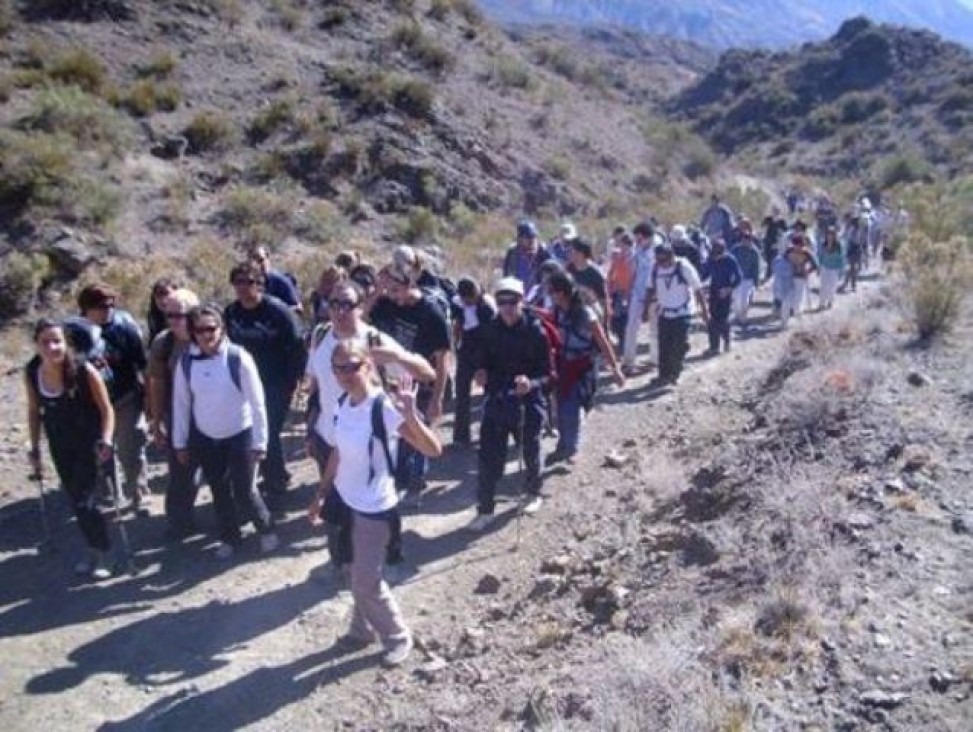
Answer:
[
  {"left": 100, "top": 454, "right": 136, "bottom": 575},
  {"left": 28, "top": 471, "right": 53, "bottom": 553}
]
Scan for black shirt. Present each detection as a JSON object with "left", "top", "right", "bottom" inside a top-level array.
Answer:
[
  {"left": 224, "top": 295, "right": 303, "bottom": 387},
  {"left": 569, "top": 263, "right": 608, "bottom": 304},
  {"left": 477, "top": 313, "right": 551, "bottom": 398},
  {"left": 371, "top": 296, "right": 450, "bottom": 368}
]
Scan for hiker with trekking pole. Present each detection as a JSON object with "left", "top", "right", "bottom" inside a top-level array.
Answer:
[
  {"left": 25, "top": 318, "right": 116, "bottom": 579},
  {"left": 468, "top": 277, "right": 552, "bottom": 531}
]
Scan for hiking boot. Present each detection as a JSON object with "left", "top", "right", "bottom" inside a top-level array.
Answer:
[
  {"left": 337, "top": 632, "right": 376, "bottom": 652},
  {"left": 215, "top": 543, "right": 235, "bottom": 560},
  {"left": 467, "top": 513, "right": 496, "bottom": 532},
  {"left": 259, "top": 532, "right": 280, "bottom": 553},
  {"left": 382, "top": 636, "right": 414, "bottom": 667},
  {"left": 545, "top": 449, "right": 574, "bottom": 467},
  {"left": 522, "top": 496, "right": 543, "bottom": 515}
]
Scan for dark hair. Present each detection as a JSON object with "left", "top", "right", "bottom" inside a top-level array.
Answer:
[
  {"left": 229, "top": 261, "right": 265, "bottom": 286},
  {"left": 349, "top": 263, "right": 376, "bottom": 291},
  {"left": 547, "top": 271, "right": 587, "bottom": 327},
  {"left": 151, "top": 276, "right": 179, "bottom": 299},
  {"left": 187, "top": 303, "right": 226, "bottom": 345},
  {"left": 32, "top": 318, "right": 80, "bottom": 395},
  {"left": 77, "top": 282, "right": 117, "bottom": 312},
  {"left": 335, "top": 251, "right": 360, "bottom": 270},
  {"left": 569, "top": 238, "right": 593, "bottom": 259},
  {"left": 457, "top": 277, "right": 481, "bottom": 300},
  {"left": 331, "top": 279, "right": 364, "bottom": 304},
  {"left": 632, "top": 221, "right": 655, "bottom": 238}
]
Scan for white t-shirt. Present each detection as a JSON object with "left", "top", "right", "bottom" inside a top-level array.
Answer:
[
  {"left": 333, "top": 391, "right": 404, "bottom": 514},
  {"left": 653, "top": 257, "right": 703, "bottom": 318},
  {"left": 306, "top": 323, "right": 378, "bottom": 445},
  {"left": 451, "top": 293, "right": 495, "bottom": 331}
]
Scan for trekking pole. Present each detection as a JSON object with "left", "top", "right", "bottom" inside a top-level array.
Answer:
[
  {"left": 28, "top": 470, "right": 53, "bottom": 553},
  {"left": 101, "top": 453, "right": 136, "bottom": 575},
  {"left": 513, "top": 395, "right": 526, "bottom": 553}
]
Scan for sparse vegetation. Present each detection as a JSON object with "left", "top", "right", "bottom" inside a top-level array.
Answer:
[
  {"left": 248, "top": 98, "right": 297, "bottom": 143},
  {"left": 47, "top": 47, "right": 107, "bottom": 94},
  {"left": 137, "top": 51, "right": 178, "bottom": 79},
  {"left": 390, "top": 22, "right": 454, "bottom": 73},
  {"left": 0, "top": 252, "right": 50, "bottom": 319},
  {"left": 486, "top": 56, "right": 534, "bottom": 90},
  {"left": 397, "top": 206, "right": 439, "bottom": 244},
  {"left": 183, "top": 110, "right": 238, "bottom": 153},
  {"left": 117, "top": 79, "right": 182, "bottom": 117},
  {"left": 18, "top": 86, "right": 131, "bottom": 153},
  {"left": 331, "top": 67, "right": 436, "bottom": 120}
]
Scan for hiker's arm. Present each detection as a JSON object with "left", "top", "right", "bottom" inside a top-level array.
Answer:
[
  {"left": 368, "top": 337, "right": 435, "bottom": 383},
  {"left": 148, "top": 372, "right": 167, "bottom": 446},
  {"left": 426, "top": 349, "right": 448, "bottom": 423},
  {"left": 241, "top": 355, "right": 268, "bottom": 457},
  {"left": 308, "top": 449, "right": 338, "bottom": 525},
  {"left": 695, "top": 289, "right": 710, "bottom": 324},
  {"left": 172, "top": 358, "right": 192, "bottom": 455},
  {"left": 398, "top": 388, "right": 443, "bottom": 458},
  {"left": 592, "top": 319, "right": 624, "bottom": 386},
  {"left": 86, "top": 363, "right": 115, "bottom": 460},
  {"left": 25, "top": 371, "right": 42, "bottom": 475}
]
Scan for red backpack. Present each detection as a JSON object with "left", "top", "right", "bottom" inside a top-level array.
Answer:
[{"left": 525, "top": 306, "right": 563, "bottom": 391}]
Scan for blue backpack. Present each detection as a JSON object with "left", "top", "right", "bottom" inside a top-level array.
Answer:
[{"left": 180, "top": 344, "right": 245, "bottom": 393}]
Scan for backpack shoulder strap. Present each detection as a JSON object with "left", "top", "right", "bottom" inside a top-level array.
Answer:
[
  {"left": 25, "top": 356, "right": 41, "bottom": 398},
  {"left": 180, "top": 350, "right": 193, "bottom": 385},
  {"left": 226, "top": 344, "right": 243, "bottom": 393},
  {"left": 370, "top": 393, "right": 395, "bottom": 475},
  {"left": 311, "top": 321, "right": 332, "bottom": 351}
]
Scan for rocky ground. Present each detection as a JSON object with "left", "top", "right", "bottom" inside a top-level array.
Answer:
[{"left": 1, "top": 274, "right": 971, "bottom": 731}]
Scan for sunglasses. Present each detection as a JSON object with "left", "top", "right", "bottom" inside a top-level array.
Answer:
[
  {"left": 165, "top": 312, "right": 188, "bottom": 320},
  {"left": 94, "top": 301, "right": 116, "bottom": 310},
  {"left": 331, "top": 361, "right": 364, "bottom": 375},
  {"left": 233, "top": 278, "right": 258, "bottom": 286},
  {"left": 328, "top": 299, "right": 358, "bottom": 313},
  {"left": 496, "top": 297, "right": 520, "bottom": 307},
  {"left": 194, "top": 325, "right": 219, "bottom": 335}
]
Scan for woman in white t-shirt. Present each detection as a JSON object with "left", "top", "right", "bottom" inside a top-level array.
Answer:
[
  {"left": 308, "top": 339, "right": 441, "bottom": 667},
  {"left": 304, "top": 281, "right": 433, "bottom": 573}
]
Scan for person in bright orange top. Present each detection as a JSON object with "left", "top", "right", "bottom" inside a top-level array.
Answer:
[{"left": 606, "top": 228, "right": 636, "bottom": 350}]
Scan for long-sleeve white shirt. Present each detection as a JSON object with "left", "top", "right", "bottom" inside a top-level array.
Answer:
[{"left": 172, "top": 342, "right": 268, "bottom": 451}]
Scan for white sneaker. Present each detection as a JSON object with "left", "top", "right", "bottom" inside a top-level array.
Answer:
[
  {"left": 90, "top": 552, "right": 112, "bottom": 580},
  {"left": 260, "top": 532, "right": 280, "bottom": 553},
  {"left": 522, "top": 496, "right": 543, "bottom": 515},
  {"left": 215, "top": 543, "right": 235, "bottom": 560},
  {"left": 467, "top": 513, "right": 496, "bottom": 532}
]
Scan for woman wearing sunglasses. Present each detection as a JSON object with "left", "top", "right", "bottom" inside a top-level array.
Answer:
[
  {"left": 305, "top": 281, "right": 433, "bottom": 575},
  {"left": 308, "top": 340, "right": 442, "bottom": 667},
  {"left": 171, "top": 304, "right": 278, "bottom": 560}
]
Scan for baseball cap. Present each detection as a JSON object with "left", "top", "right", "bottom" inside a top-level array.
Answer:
[
  {"left": 494, "top": 277, "right": 524, "bottom": 298},
  {"left": 516, "top": 220, "right": 538, "bottom": 239}
]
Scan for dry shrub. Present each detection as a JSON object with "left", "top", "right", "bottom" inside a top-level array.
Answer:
[
  {"left": 183, "top": 110, "right": 238, "bottom": 154},
  {"left": 0, "top": 252, "right": 50, "bottom": 319},
  {"left": 19, "top": 86, "right": 132, "bottom": 153},
  {"left": 897, "top": 233, "right": 972, "bottom": 341}
]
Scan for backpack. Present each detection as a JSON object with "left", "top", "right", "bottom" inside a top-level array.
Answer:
[
  {"left": 335, "top": 392, "right": 394, "bottom": 483},
  {"left": 26, "top": 353, "right": 94, "bottom": 408},
  {"left": 525, "top": 308, "right": 563, "bottom": 391},
  {"left": 308, "top": 320, "right": 333, "bottom": 352},
  {"left": 652, "top": 259, "right": 688, "bottom": 289},
  {"left": 62, "top": 315, "right": 114, "bottom": 392},
  {"left": 180, "top": 344, "right": 245, "bottom": 394}
]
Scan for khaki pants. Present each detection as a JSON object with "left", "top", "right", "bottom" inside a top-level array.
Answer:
[
  {"left": 114, "top": 390, "right": 147, "bottom": 498},
  {"left": 349, "top": 513, "right": 409, "bottom": 644}
]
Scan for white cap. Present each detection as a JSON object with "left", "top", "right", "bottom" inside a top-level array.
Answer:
[
  {"left": 494, "top": 277, "right": 524, "bottom": 298},
  {"left": 560, "top": 222, "right": 578, "bottom": 240},
  {"left": 670, "top": 224, "right": 687, "bottom": 241}
]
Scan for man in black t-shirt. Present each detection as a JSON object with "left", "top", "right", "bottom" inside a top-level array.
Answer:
[
  {"left": 370, "top": 263, "right": 450, "bottom": 501},
  {"left": 566, "top": 238, "right": 609, "bottom": 323},
  {"left": 224, "top": 261, "right": 304, "bottom": 504}
]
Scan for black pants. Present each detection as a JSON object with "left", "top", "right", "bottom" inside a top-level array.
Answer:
[
  {"left": 707, "top": 296, "right": 732, "bottom": 352},
  {"left": 452, "top": 342, "right": 478, "bottom": 444},
  {"left": 657, "top": 316, "right": 691, "bottom": 382},
  {"left": 164, "top": 445, "right": 200, "bottom": 535},
  {"left": 192, "top": 428, "right": 273, "bottom": 544},
  {"left": 49, "top": 437, "right": 110, "bottom": 552},
  {"left": 262, "top": 381, "right": 295, "bottom": 495},
  {"left": 477, "top": 395, "right": 543, "bottom": 515}
]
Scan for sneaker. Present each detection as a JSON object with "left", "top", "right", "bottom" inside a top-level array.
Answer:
[
  {"left": 521, "top": 496, "right": 543, "bottom": 515},
  {"left": 382, "top": 636, "right": 414, "bottom": 667},
  {"left": 90, "top": 552, "right": 112, "bottom": 580},
  {"left": 259, "top": 532, "right": 280, "bottom": 553},
  {"left": 215, "top": 543, "right": 235, "bottom": 560},
  {"left": 467, "top": 513, "right": 496, "bottom": 532}
]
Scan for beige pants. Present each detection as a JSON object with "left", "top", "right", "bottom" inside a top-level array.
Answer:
[{"left": 349, "top": 513, "right": 409, "bottom": 644}]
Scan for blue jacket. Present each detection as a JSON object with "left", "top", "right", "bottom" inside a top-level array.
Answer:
[
  {"left": 817, "top": 245, "right": 845, "bottom": 272},
  {"left": 731, "top": 240, "right": 763, "bottom": 283},
  {"left": 704, "top": 253, "right": 742, "bottom": 295}
]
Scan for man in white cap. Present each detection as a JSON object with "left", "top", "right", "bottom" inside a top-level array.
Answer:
[
  {"left": 470, "top": 277, "right": 553, "bottom": 528},
  {"left": 550, "top": 221, "right": 577, "bottom": 264}
]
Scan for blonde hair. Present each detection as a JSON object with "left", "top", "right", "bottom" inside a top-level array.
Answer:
[{"left": 166, "top": 288, "right": 200, "bottom": 311}]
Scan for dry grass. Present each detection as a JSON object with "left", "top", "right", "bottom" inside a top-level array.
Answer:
[
  {"left": 19, "top": 86, "right": 132, "bottom": 153},
  {"left": 183, "top": 110, "right": 238, "bottom": 153}
]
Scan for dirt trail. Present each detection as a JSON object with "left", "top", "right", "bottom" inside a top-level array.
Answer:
[{"left": 1, "top": 273, "right": 966, "bottom": 730}]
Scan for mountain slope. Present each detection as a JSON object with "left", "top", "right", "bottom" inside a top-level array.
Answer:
[
  {"left": 672, "top": 17, "right": 973, "bottom": 181},
  {"left": 479, "top": 0, "right": 973, "bottom": 49}
]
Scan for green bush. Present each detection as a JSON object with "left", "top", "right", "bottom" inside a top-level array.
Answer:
[
  {"left": 544, "top": 155, "right": 571, "bottom": 180},
  {"left": 428, "top": 0, "right": 450, "bottom": 21},
  {"left": 878, "top": 154, "right": 932, "bottom": 189},
  {"left": 682, "top": 139, "right": 717, "bottom": 180},
  {"left": 19, "top": 86, "right": 131, "bottom": 152},
  {"left": 0, "top": 130, "right": 75, "bottom": 213},
  {"left": 0, "top": 0, "right": 15, "bottom": 37},
  {"left": 840, "top": 92, "right": 888, "bottom": 124},
  {"left": 487, "top": 57, "right": 534, "bottom": 90},
  {"left": 397, "top": 206, "right": 439, "bottom": 243},
  {"left": 331, "top": 67, "right": 435, "bottom": 120},
  {"left": 390, "top": 22, "right": 454, "bottom": 73},
  {"left": 184, "top": 110, "right": 238, "bottom": 153},
  {"left": 0, "top": 252, "right": 50, "bottom": 318},
  {"left": 47, "top": 48, "right": 107, "bottom": 94}
]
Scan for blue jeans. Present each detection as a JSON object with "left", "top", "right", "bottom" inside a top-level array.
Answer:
[{"left": 557, "top": 383, "right": 582, "bottom": 456}]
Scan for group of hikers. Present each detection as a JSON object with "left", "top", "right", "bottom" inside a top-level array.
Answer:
[{"left": 24, "top": 190, "right": 891, "bottom": 667}]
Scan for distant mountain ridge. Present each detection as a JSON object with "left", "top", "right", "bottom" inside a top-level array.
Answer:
[{"left": 478, "top": 0, "right": 973, "bottom": 49}]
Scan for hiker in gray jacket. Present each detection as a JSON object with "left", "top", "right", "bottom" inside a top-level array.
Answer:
[{"left": 730, "top": 221, "right": 764, "bottom": 326}]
